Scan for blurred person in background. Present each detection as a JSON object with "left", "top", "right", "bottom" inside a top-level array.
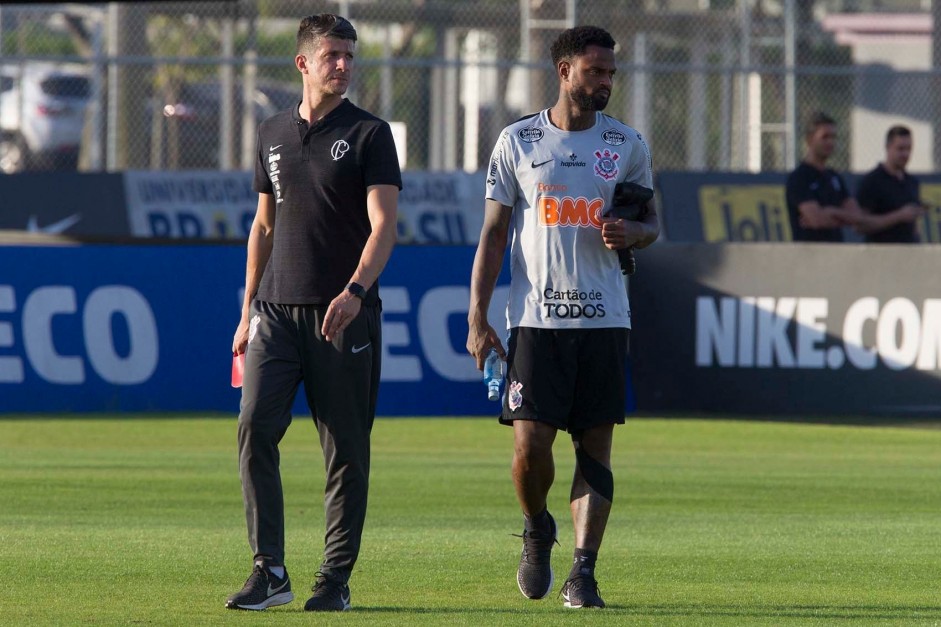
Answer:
[
  {"left": 854, "top": 125, "right": 925, "bottom": 243},
  {"left": 785, "top": 112, "right": 863, "bottom": 242},
  {"left": 226, "top": 13, "right": 400, "bottom": 613},
  {"left": 467, "top": 25, "right": 659, "bottom": 610}
]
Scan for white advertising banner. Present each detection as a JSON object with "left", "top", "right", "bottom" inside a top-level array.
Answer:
[{"left": 124, "top": 170, "right": 486, "bottom": 245}]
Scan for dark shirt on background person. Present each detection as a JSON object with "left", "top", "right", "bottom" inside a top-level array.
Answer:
[
  {"left": 785, "top": 162, "right": 850, "bottom": 242},
  {"left": 785, "top": 112, "right": 862, "bottom": 242},
  {"left": 855, "top": 164, "right": 920, "bottom": 243},
  {"left": 854, "top": 125, "right": 924, "bottom": 244}
]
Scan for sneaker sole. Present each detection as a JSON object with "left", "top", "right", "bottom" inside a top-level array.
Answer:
[
  {"left": 517, "top": 567, "right": 553, "bottom": 600},
  {"left": 226, "top": 591, "right": 294, "bottom": 611},
  {"left": 563, "top": 596, "right": 604, "bottom": 609}
]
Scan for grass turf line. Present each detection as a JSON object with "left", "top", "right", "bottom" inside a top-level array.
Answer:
[{"left": 0, "top": 416, "right": 940, "bottom": 625}]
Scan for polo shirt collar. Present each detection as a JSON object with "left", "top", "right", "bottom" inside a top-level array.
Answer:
[{"left": 291, "top": 98, "right": 351, "bottom": 126}]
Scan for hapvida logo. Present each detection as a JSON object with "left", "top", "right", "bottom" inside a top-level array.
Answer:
[{"left": 560, "top": 153, "right": 586, "bottom": 168}]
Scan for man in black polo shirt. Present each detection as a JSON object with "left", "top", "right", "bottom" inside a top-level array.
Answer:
[
  {"left": 785, "top": 112, "right": 862, "bottom": 242},
  {"left": 225, "top": 13, "right": 401, "bottom": 613},
  {"left": 855, "top": 125, "right": 925, "bottom": 243}
]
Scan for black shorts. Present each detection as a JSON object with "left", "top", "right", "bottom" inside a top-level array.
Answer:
[{"left": 500, "top": 326, "right": 630, "bottom": 433}]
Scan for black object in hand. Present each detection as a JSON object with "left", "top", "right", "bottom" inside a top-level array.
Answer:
[{"left": 608, "top": 182, "right": 654, "bottom": 275}]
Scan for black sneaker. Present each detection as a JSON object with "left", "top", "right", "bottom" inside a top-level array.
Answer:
[
  {"left": 225, "top": 562, "right": 294, "bottom": 610},
  {"left": 560, "top": 574, "right": 605, "bottom": 609},
  {"left": 304, "top": 572, "right": 351, "bottom": 612},
  {"left": 515, "top": 511, "right": 558, "bottom": 599}
]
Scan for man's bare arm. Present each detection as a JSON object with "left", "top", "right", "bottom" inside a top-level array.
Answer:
[
  {"left": 322, "top": 183, "right": 399, "bottom": 342},
  {"left": 467, "top": 199, "right": 512, "bottom": 370},
  {"left": 232, "top": 193, "right": 276, "bottom": 354}
]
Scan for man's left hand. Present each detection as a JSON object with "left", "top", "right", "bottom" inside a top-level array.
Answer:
[{"left": 322, "top": 290, "right": 362, "bottom": 343}]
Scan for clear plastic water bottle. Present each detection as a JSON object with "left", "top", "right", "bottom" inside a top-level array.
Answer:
[{"left": 483, "top": 348, "right": 504, "bottom": 401}]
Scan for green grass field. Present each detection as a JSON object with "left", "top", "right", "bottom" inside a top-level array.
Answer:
[{"left": 1, "top": 416, "right": 940, "bottom": 626}]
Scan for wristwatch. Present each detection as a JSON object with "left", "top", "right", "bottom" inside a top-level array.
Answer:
[{"left": 345, "top": 282, "right": 366, "bottom": 300}]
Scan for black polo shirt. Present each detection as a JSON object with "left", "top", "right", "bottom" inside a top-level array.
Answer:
[
  {"left": 785, "top": 162, "right": 849, "bottom": 242},
  {"left": 253, "top": 99, "right": 402, "bottom": 305},
  {"left": 855, "top": 163, "right": 920, "bottom": 243}
]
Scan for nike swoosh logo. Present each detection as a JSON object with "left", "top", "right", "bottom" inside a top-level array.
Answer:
[
  {"left": 352, "top": 343, "right": 370, "bottom": 354},
  {"left": 269, "top": 144, "right": 283, "bottom": 152},
  {"left": 267, "top": 580, "right": 289, "bottom": 596},
  {"left": 532, "top": 159, "right": 553, "bottom": 168},
  {"left": 27, "top": 213, "right": 81, "bottom": 234}
]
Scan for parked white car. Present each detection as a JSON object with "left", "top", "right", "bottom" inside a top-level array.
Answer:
[{"left": 0, "top": 63, "right": 91, "bottom": 173}]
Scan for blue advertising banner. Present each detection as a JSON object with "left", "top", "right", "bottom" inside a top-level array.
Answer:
[
  {"left": 0, "top": 244, "right": 522, "bottom": 416},
  {"left": 0, "top": 244, "right": 246, "bottom": 412}
]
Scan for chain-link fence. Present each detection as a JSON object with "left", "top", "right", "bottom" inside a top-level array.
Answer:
[{"left": 0, "top": 0, "right": 937, "bottom": 174}]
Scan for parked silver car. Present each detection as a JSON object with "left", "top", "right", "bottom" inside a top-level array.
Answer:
[{"left": 0, "top": 63, "right": 91, "bottom": 173}]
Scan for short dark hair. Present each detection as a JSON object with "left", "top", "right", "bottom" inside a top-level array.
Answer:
[
  {"left": 297, "top": 14, "right": 357, "bottom": 55},
  {"left": 804, "top": 111, "right": 836, "bottom": 139},
  {"left": 886, "top": 125, "right": 912, "bottom": 145},
  {"left": 550, "top": 26, "right": 616, "bottom": 67}
]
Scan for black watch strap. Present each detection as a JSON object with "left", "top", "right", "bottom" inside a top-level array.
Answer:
[{"left": 345, "top": 282, "right": 366, "bottom": 300}]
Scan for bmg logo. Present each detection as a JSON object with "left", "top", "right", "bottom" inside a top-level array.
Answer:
[{"left": 699, "top": 185, "right": 792, "bottom": 242}]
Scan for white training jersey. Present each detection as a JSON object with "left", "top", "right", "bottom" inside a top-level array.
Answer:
[{"left": 486, "top": 109, "right": 653, "bottom": 330}]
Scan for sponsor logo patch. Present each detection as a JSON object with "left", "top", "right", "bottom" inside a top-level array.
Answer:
[
  {"left": 561, "top": 153, "right": 586, "bottom": 168},
  {"left": 517, "top": 127, "right": 544, "bottom": 143},
  {"left": 537, "top": 195, "right": 605, "bottom": 229},
  {"left": 602, "top": 129, "right": 626, "bottom": 145},
  {"left": 542, "top": 287, "right": 607, "bottom": 320},
  {"left": 268, "top": 150, "right": 283, "bottom": 204}
]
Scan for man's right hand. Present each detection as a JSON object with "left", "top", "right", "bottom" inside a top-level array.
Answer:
[
  {"left": 466, "top": 321, "right": 506, "bottom": 371},
  {"left": 232, "top": 318, "right": 250, "bottom": 355}
]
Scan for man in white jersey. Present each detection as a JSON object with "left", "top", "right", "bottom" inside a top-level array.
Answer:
[{"left": 466, "top": 26, "right": 659, "bottom": 609}]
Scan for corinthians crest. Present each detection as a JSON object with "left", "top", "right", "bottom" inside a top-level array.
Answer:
[{"left": 593, "top": 149, "right": 620, "bottom": 181}]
